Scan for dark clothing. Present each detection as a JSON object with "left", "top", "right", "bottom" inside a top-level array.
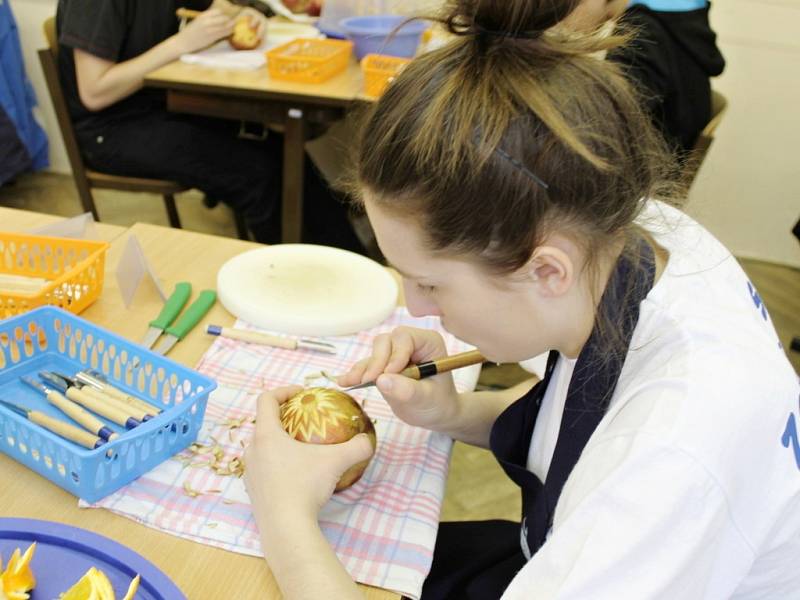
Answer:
[
  {"left": 56, "top": 0, "right": 364, "bottom": 251},
  {"left": 421, "top": 520, "right": 526, "bottom": 600},
  {"left": 422, "top": 242, "right": 656, "bottom": 599},
  {"left": 57, "top": 0, "right": 208, "bottom": 131},
  {"left": 610, "top": 4, "right": 725, "bottom": 152}
]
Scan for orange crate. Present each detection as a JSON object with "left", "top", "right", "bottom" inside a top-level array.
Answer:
[
  {"left": 0, "top": 233, "right": 109, "bottom": 319},
  {"left": 267, "top": 38, "right": 353, "bottom": 84},
  {"left": 361, "top": 53, "right": 412, "bottom": 99}
]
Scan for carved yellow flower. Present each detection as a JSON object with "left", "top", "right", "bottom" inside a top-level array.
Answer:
[{"left": 280, "top": 387, "right": 359, "bottom": 443}]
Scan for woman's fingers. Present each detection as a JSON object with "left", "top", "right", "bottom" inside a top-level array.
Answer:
[
  {"left": 328, "top": 434, "right": 374, "bottom": 474},
  {"left": 254, "top": 385, "right": 302, "bottom": 435},
  {"left": 337, "top": 327, "right": 449, "bottom": 387},
  {"left": 359, "top": 333, "right": 394, "bottom": 383}
]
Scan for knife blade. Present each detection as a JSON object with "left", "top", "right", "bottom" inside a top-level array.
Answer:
[
  {"left": 153, "top": 290, "right": 217, "bottom": 356},
  {"left": 140, "top": 282, "right": 192, "bottom": 350}
]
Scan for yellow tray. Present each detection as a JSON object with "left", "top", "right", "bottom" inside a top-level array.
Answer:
[
  {"left": 0, "top": 232, "right": 109, "bottom": 319},
  {"left": 267, "top": 38, "right": 353, "bottom": 84},
  {"left": 361, "top": 53, "right": 412, "bottom": 99}
]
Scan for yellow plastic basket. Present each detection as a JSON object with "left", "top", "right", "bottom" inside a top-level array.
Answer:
[
  {"left": 0, "top": 233, "right": 109, "bottom": 319},
  {"left": 267, "top": 38, "right": 353, "bottom": 84},
  {"left": 361, "top": 53, "right": 412, "bottom": 99}
]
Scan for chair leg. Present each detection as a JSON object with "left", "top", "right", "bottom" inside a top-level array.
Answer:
[
  {"left": 75, "top": 180, "right": 100, "bottom": 221},
  {"left": 163, "top": 193, "right": 181, "bottom": 229},
  {"left": 234, "top": 210, "right": 249, "bottom": 241}
]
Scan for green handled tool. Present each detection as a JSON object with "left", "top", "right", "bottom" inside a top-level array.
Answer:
[
  {"left": 153, "top": 290, "right": 217, "bottom": 356},
  {"left": 140, "top": 282, "right": 192, "bottom": 350}
]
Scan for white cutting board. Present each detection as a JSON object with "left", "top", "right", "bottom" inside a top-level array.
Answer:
[{"left": 217, "top": 244, "right": 398, "bottom": 336}]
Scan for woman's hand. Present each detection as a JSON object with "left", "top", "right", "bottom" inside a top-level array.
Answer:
[
  {"left": 174, "top": 8, "right": 235, "bottom": 54},
  {"left": 244, "top": 386, "right": 375, "bottom": 525},
  {"left": 338, "top": 327, "right": 462, "bottom": 432},
  {"left": 238, "top": 7, "right": 268, "bottom": 41}
]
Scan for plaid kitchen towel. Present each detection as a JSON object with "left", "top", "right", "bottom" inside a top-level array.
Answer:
[{"left": 83, "top": 308, "right": 481, "bottom": 599}]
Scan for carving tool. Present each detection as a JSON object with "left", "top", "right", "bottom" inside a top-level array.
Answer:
[
  {"left": 22, "top": 376, "right": 139, "bottom": 430},
  {"left": 0, "top": 399, "right": 106, "bottom": 450},
  {"left": 153, "top": 290, "right": 217, "bottom": 356},
  {"left": 206, "top": 324, "right": 337, "bottom": 354},
  {"left": 20, "top": 375, "right": 117, "bottom": 441},
  {"left": 76, "top": 370, "right": 162, "bottom": 415},
  {"left": 42, "top": 372, "right": 154, "bottom": 423},
  {"left": 344, "top": 349, "right": 486, "bottom": 391}
]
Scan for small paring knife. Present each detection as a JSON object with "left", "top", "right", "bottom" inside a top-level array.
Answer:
[
  {"left": 0, "top": 399, "right": 106, "bottom": 450},
  {"left": 153, "top": 290, "right": 217, "bottom": 356},
  {"left": 141, "top": 282, "right": 192, "bottom": 350}
]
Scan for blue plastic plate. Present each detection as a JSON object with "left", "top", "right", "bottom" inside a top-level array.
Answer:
[{"left": 0, "top": 518, "right": 186, "bottom": 599}]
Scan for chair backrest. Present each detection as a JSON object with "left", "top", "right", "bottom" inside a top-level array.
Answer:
[
  {"left": 686, "top": 89, "right": 728, "bottom": 185},
  {"left": 38, "top": 16, "right": 92, "bottom": 190},
  {"left": 700, "top": 90, "right": 728, "bottom": 141}
]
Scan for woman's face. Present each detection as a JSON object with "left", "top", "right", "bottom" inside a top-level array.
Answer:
[
  {"left": 563, "top": 0, "right": 629, "bottom": 30},
  {"left": 364, "top": 195, "right": 561, "bottom": 363}
]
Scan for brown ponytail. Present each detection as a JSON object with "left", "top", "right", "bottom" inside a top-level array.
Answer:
[{"left": 355, "top": 0, "right": 680, "bottom": 276}]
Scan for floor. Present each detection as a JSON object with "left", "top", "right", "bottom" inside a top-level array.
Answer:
[{"left": 1, "top": 171, "right": 798, "bottom": 524}]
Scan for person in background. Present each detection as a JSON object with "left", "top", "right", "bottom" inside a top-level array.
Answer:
[
  {"left": 566, "top": 0, "right": 725, "bottom": 153},
  {"left": 57, "top": 0, "right": 365, "bottom": 251},
  {"left": 242, "top": 0, "right": 799, "bottom": 598}
]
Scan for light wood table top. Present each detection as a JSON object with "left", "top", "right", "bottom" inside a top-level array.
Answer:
[
  {"left": 0, "top": 207, "right": 127, "bottom": 242},
  {"left": 146, "top": 58, "right": 365, "bottom": 108},
  {"left": 0, "top": 219, "right": 399, "bottom": 599}
]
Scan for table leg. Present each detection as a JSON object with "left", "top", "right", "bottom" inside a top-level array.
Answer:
[{"left": 282, "top": 108, "right": 306, "bottom": 243}]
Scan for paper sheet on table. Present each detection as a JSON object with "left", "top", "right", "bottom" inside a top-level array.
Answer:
[{"left": 83, "top": 308, "right": 481, "bottom": 600}]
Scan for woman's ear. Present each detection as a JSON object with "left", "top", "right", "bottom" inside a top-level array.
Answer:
[{"left": 527, "top": 245, "right": 574, "bottom": 297}]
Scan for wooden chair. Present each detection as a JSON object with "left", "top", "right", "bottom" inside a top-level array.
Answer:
[
  {"left": 38, "top": 16, "right": 248, "bottom": 238},
  {"left": 685, "top": 90, "right": 728, "bottom": 184}
]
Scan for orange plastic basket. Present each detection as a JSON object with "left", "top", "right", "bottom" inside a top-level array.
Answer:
[
  {"left": 361, "top": 53, "right": 412, "bottom": 99},
  {"left": 267, "top": 38, "right": 353, "bottom": 84},
  {"left": 0, "top": 233, "right": 109, "bottom": 319}
]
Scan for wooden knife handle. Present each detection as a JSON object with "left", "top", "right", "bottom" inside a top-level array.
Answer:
[
  {"left": 62, "top": 387, "right": 138, "bottom": 428},
  {"left": 401, "top": 349, "right": 486, "bottom": 380},
  {"left": 81, "top": 387, "right": 151, "bottom": 422},
  {"left": 176, "top": 8, "right": 202, "bottom": 19},
  {"left": 29, "top": 410, "right": 104, "bottom": 449},
  {"left": 46, "top": 389, "right": 108, "bottom": 436}
]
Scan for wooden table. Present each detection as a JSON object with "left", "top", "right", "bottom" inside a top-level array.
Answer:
[
  {"left": 0, "top": 207, "right": 127, "bottom": 242},
  {"left": 0, "top": 217, "right": 399, "bottom": 599},
  {"left": 145, "top": 59, "right": 365, "bottom": 244}
]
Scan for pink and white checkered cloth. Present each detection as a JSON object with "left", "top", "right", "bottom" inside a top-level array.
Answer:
[{"left": 83, "top": 308, "right": 479, "bottom": 599}]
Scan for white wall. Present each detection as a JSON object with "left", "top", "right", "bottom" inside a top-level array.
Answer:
[
  {"left": 685, "top": 0, "right": 800, "bottom": 267},
  {"left": 9, "top": 0, "right": 69, "bottom": 173},
  {"left": 8, "top": 0, "right": 800, "bottom": 266}
]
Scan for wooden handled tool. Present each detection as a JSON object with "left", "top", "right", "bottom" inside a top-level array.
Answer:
[
  {"left": 76, "top": 371, "right": 162, "bottom": 415},
  {"left": 207, "top": 325, "right": 338, "bottom": 354},
  {"left": 345, "top": 349, "right": 486, "bottom": 391},
  {"left": 0, "top": 400, "right": 105, "bottom": 450},
  {"left": 176, "top": 8, "right": 203, "bottom": 19},
  {"left": 23, "top": 376, "right": 118, "bottom": 441},
  {"left": 77, "top": 386, "right": 152, "bottom": 422}
]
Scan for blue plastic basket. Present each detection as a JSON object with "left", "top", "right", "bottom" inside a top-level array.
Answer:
[
  {"left": 0, "top": 307, "right": 216, "bottom": 502},
  {"left": 339, "top": 15, "right": 427, "bottom": 60}
]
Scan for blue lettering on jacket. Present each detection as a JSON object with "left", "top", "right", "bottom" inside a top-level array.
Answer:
[
  {"left": 783, "top": 413, "right": 800, "bottom": 470},
  {"left": 747, "top": 281, "right": 769, "bottom": 321}
]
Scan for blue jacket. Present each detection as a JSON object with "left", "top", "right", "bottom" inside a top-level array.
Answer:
[{"left": 0, "top": 0, "right": 48, "bottom": 185}]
